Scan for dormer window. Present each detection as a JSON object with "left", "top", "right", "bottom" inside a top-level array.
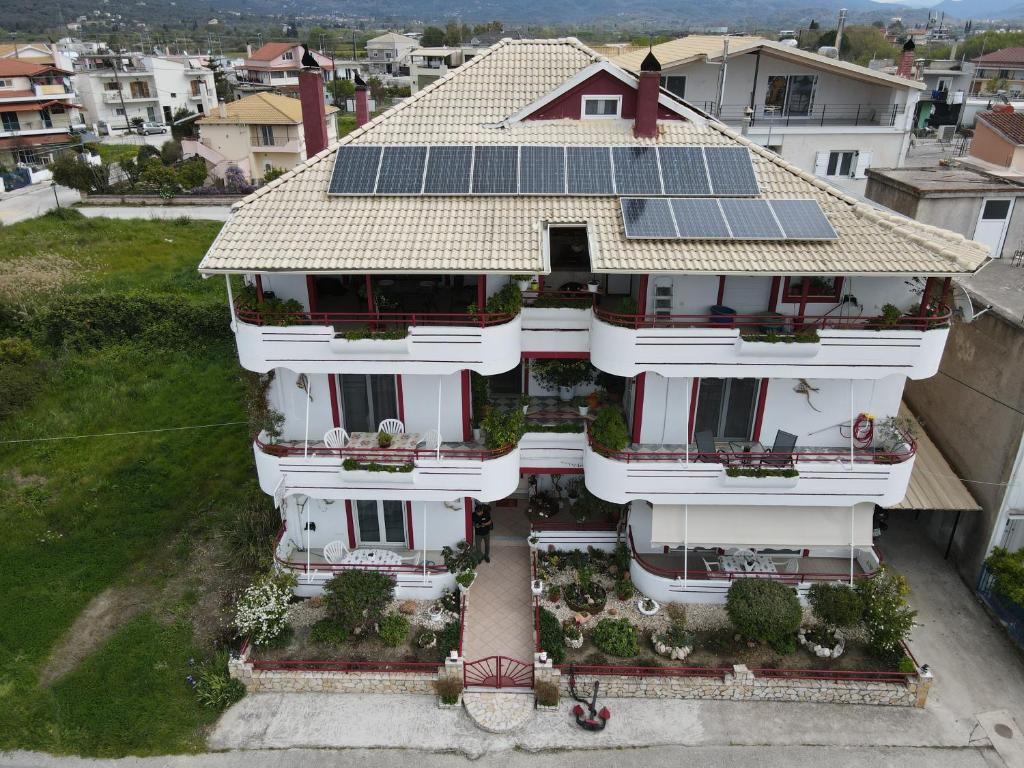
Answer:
[
  {"left": 282, "top": 51, "right": 294, "bottom": 61},
  {"left": 581, "top": 95, "right": 621, "bottom": 119}
]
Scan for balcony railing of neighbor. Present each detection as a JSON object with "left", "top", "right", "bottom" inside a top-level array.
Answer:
[
  {"left": 273, "top": 529, "right": 449, "bottom": 575},
  {"left": 592, "top": 306, "right": 951, "bottom": 332},
  {"left": 254, "top": 433, "right": 517, "bottom": 462},
  {"left": 697, "top": 102, "right": 905, "bottom": 127},
  {"left": 235, "top": 303, "right": 518, "bottom": 330}
]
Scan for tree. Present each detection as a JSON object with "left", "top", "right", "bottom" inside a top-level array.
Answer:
[
  {"left": 207, "top": 58, "right": 234, "bottom": 102},
  {"left": 327, "top": 77, "right": 355, "bottom": 107},
  {"left": 176, "top": 157, "right": 208, "bottom": 188},
  {"left": 366, "top": 75, "right": 386, "bottom": 105},
  {"left": 50, "top": 153, "right": 110, "bottom": 193},
  {"left": 170, "top": 107, "right": 197, "bottom": 141},
  {"left": 130, "top": 116, "right": 145, "bottom": 129},
  {"left": 421, "top": 26, "right": 445, "bottom": 47},
  {"left": 160, "top": 139, "right": 183, "bottom": 165},
  {"left": 262, "top": 166, "right": 286, "bottom": 182}
]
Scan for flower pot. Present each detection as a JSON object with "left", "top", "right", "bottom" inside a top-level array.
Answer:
[
  {"left": 522, "top": 405, "right": 529, "bottom": 414},
  {"left": 577, "top": 405, "right": 589, "bottom": 416},
  {"left": 516, "top": 279, "right": 531, "bottom": 291},
  {"left": 531, "top": 580, "right": 544, "bottom": 597},
  {"left": 637, "top": 598, "right": 660, "bottom": 616},
  {"left": 472, "top": 427, "right": 482, "bottom": 443},
  {"left": 528, "top": 537, "right": 540, "bottom": 550},
  {"left": 587, "top": 281, "right": 600, "bottom": 294},
  {"left": 558, "top": 386, "right": 573, "bottom": 402}
]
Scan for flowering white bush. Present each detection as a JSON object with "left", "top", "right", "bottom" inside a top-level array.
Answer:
[{"left": 234, "top": 571, "right": 296, "bottom": 646}]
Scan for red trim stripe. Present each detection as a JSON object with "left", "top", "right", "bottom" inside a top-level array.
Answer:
[
  {"left": 751, "top": 378, "right": 770, "bottom": 442},
  {"left": 636, "top": 275, "right": 649, "bottom": 316},
  {"left": 688, "top": 378, "right": 700, "bottom": 441},
  {"left": 768, "top": 276, "right": 780, "bottom": 312},
  {"left": 306, "top": 275, "right": 318, "bottom": 312},
  {"left": 477, "top": 275, "right": 486, "bottom": 308},
  {"left": 631, "top": 372, "right": 646, "bottom": 444},
  {"left": 464, "top": 496, "right": 473, "bottom": 544},
  {"left": 255, "top": 274, "right": 265, "bottom": 302},
  {"left": 328, "top": 374, "right": 341, "bottom": 428},
  {"left": 365, "top": 275, "right": 374, "bottom": 313},
  {"left": 345, "top": 500, "right": 356, "bottom": 549},
  {"left": 522, "top": 351, "right": 590, "bottom": 359},
  {"left": 405, "top": 501, "right": 414, "bottom": 550},
  {"left": 461, "top": 370, "right": 472, "bottom": 441},
  {"left": 396, "top": 374, "right": 405, "bottom": 424}
]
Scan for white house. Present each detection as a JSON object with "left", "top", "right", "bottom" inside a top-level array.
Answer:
[
  {"left": 236, "top": 42, "right": 337, "bottom": 96},
  {"left": 409, "top": 46, "right": 483, "bottom": 93},
  {"left": 0, "top": 59, "right": 82, "bottom": 167},
  {"left": 198, "top": 39, "right": 986, "bottom": 605},
  {"left": 365, "top": 32, "right": 418, "bottom": 76},
  {"left": 614, "top": 36, "right": 925, "bottom": 194}
]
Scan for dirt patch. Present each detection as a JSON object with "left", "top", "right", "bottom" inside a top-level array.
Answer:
[
  {"left": 0, "top": 254, "right": 79, "bottom": 302},
  {"left": 4, "top": 469, "right": 46, "bottom": 487},
  {"left": 39, "top": 585, "right": 155, "bottom": 686}
]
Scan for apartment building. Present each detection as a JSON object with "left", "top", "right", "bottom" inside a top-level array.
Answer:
[
  {"left": 237, "top": 43, "right": 337, "bottom": 96},
  {"left": 365, "top": 32, "right": 418, "bottom": 76},
  {"left": 198, "top": 39, "right": 986, "bottom": 602},
  {"left": 972, "top": 47, "right": 1024, "bottom": 97},
  {"left": 613, "top": 36, "right": 923, "bottom": 194},
  {"left": 409, "top": 46, "right": 482, "bottom": 93},
  {"left": 74, "top": 54, "right": 216, "bottom": 130},
  {"left": 184, "top": 92, "right": 338, "bottom": 181},
  {"left": 0, "top": 59, "right": 82, "bottom": 167}
]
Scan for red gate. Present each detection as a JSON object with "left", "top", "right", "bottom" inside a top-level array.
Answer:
[{"left": 464, "top": 656, "right": 534, "bottom": 689}]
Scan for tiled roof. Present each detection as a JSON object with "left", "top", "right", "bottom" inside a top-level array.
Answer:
[
  {"left": 198, "top": 38, "right": 988, "bottom": 276},
  {"left": 248, "top": 42, "right": 296, "bottom": 62},
  {"left": 368, "top": 32, "right": 418, "bottom": 46},
  {"left": 974, "top": 47, "right": 1024, "bottom": 65},
  {"left": 0, "top": 59, "right": 68, "bottom": 77},
  {"left": 977, "top": 110, "right": 1024, "bottom": 146},
  {"left": 198, "top": 92, "right": 338, "bottom": 125}
]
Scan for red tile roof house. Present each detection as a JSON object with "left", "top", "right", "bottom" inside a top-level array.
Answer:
[
  {"left": 0, "top": 59, "right": 82, "bottom": 168},
  {"left": 970, "top": 109, "right": 1024, "bottom": 170},
  {"left": 237, "top": 42, "right": 336, "bottom": 95},
  {"left": 199, "top": 39, "right": 987, "bottom": 610},
  {"left": 971, "top": 47, "right": 1024, "bottom": 96}
]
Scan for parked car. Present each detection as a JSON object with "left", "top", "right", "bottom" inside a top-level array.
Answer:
[{"left": 136, "top": 122, "right": 168, "bottom": 135}]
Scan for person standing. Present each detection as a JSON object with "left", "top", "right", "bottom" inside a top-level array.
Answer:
[{"left": 473, "top": 502, "right": 493, "bottom": 563}]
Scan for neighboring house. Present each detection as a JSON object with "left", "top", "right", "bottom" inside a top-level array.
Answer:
[
  {"left": 0, "top": 59, "right": 82, "bottom": 167},
  {"left": 913, "top": 59, "right": 973, "bottom": 129},
  {"left": 409, "top": 47, "right": 477, "bottom": 93},
  {"left": 970, "top": 109, "right": 1024, "bottom": 171},
  {"left": 365, "top": 32, "right": 418, "bottom": 76},
  {"left": 184, "top": 92, "right": 338, "bottom": 181},
  {"left": 972, "top": 47, "right": 1024, "bottom": 97},
  {"left": 197, "top": 39, "right": 986, "bottom": 603},
  {"left": 74, "top": 53, "right": 216, "bottom": 130},
  {"left": 865, "top": 164, "right": 1024, "bottom": 257},
  {"left": 236, "top": 43, "right": 337, "bottom": 96},
  {"left": 0, "top": 42, "right": 75, "bottom": 71},
  {"left": 613, "top": 36, "right": 924, "bottom": 194}
]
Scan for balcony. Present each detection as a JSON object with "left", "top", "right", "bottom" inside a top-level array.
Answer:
[
  {"left": 589, "top": 306, "right": 950, "bottom": 380},
  {"left": 583, "top": 428, "right": 916, "bottom": 507},
  {"left": 248, "top": 134, "right": 301, "bottom": 152},
  {"left": 103, "top": 90, "right": 156, "bottom": 103},
  {"left": 520, "top": 290, "right": 594, "bottom": 355},
  {"left": 699, "top": 102, "right": 905, "bottom": 128},
  {"left": 253, "top": 432, "right": 521, "bottom": 503}
]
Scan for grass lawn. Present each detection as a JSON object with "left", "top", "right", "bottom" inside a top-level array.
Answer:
[
  {"left": 86, "top": 143, "right": 143, "bottom": 166},
  {"left": 0, "top": 211, "right": 259, "bottom": 755}
]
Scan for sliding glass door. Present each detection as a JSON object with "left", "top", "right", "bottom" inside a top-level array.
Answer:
[
  {"left": 338, "top": 374, "right": 399, "bottom": 433},
  {"left": 354, "top": 499, "right": 407, "bottom": 546},
  {"left": 693, "top": 378, "right": 760, "bottom": 440}
]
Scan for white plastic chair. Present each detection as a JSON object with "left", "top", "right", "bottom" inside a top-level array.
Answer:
[
  {"left": 419, "top": 429, "right": 442, "bottom": 450},
  {"left": 378, "top": 419, "right": 405, "bottom": 435},
  {"left": 703, "top": 558, "right": 721, "bottom": 572},
  {"left": 784, "top": 558, "right": 801, "bottom": 574},
  {"left": 323, "top": 427, "right": 350, "bottom": 449},
  {"left": 399, "top": 550, "right": 422, "bottom": 566},
  {"left": 322, "top": 540, "right": 348, "bottom": 564}
]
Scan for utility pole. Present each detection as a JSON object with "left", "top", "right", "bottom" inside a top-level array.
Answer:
[{"left": 108, "top": 55, "right": 132, "bottom": 132}]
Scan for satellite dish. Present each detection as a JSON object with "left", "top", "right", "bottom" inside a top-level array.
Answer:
[{"left": 951, "top": 283, "right": 974, "bottom": 322}]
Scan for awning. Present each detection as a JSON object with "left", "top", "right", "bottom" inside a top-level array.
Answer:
[
  {"left": 651, "top": 504, "right": 874, "bottom": 548},
  {"left": 888, "top": 404, "right": 980, "bottom": 512}
]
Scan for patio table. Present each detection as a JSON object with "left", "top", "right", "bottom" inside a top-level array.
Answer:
[
  {"left": 720, "top": 553, "right": 778, "bottom": 574},
  {"left": 341, "top": 548, "right": 403, "bottom": 566},
  {"left": 347, "top": 431, "right": 423, "bottom": 453}
]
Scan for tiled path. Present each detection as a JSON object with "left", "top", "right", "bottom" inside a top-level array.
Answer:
[{"left": 461, "top": 502, "right": 535, "bottom": 663}]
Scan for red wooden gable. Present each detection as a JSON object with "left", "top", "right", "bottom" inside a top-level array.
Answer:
[{"left": 523, "top": 69, "right": 682, "bottom": 121}]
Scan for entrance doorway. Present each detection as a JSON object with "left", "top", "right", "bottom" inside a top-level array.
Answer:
[
  {"left": 693, "top": 378, "right": 760, "bottom": 440},
  {"left": 337, "top": 374, "right": 399, "bottom": 432},
  {"left": 974, "top": 198, "right": 1014, "bottom": 257}
]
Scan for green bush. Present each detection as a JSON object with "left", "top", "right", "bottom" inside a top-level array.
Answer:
[
  {"left": 323, "top": 570, "right": 396, "bottom": 636},
  {"left": 615, "top": 580, "right": 635, "bottom": 601},
  {"left": 434, "top": 677, "right": 463, "bottom": 704},
  {"left": 222, "top": 495, "right": 279, "bottom": 571},
  {"left": 161, "top": 139, "right": 183, "bottom": 165},
  {"left": 437, "top": 620, "right": 460, "bottom": 660},
  {"left": 377, "top": 613, "right": 410, "bottom": 647},
  {"left": 530, "top": 358, "right": 595, "bottom": 390},
  {"left": 233, "top": 571, "right": 296, "bottom": 646},
  {"left": 985, "top": 547, "right": 1024, "bottom": 607},
  {"left": 192, "top": 653, "right": 246, "bottom": 710},
  {"left": 856, "top": 567, "right": 917, "bottom": 660},
  {"left": 481, "top": 406, "right": 525, "bottom": 449},
  {"left": 592, "top": 618, "right": 640, "bottom": 657},
  {"left": 309, "top": 618, "right": 350, "bottom": 646},
  {"left": 538, "top": 608, "right": 566, "bottom": 664},
  {"left": 591, "top": 407, "right": 629, "bottom": 451},
  {"left": 534, "top": 680, "right": 559, "bottom": 706},
  {"left": 807, "top": 582, "right": 863, "bottom": 629},
  {"left": 726, "top": 579, "right": 802, "bottom": 653},
  {"left": 0, "top": 337, "right": 38, "bottom": 364},
  {"left": 0, "top": 356, "right": 44, "bottom": 420},
  {"left": 485, "top": 282, "right": 522, "bottom": 316},
  {"left": 176, "top": 157, "right": 208, "bottom": 188}
]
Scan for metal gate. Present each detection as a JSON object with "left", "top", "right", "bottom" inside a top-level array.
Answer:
[{"left": 463, "top": 656, "right": 534, "bottom": 689}]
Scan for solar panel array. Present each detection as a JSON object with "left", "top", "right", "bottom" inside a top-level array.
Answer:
[
  {"left": 621, "top": 198, "right": 838, "bottom": 241},
  {"left": 327, "top": 144, "right": 760, "bottom": 197}
]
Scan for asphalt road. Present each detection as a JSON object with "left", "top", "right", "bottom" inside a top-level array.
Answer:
[{"left": 0, "top": 184, "right": 81, "bottom": 225}]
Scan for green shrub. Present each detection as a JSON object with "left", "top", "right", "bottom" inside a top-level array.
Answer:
[
  {"left": 856, "top": 567, "right": 917, "bottom": 660},
  {"left": 0, "top": 357, "right": 44, "bottom": 421},
  {"left": 0, "top": 337, "right": 38, "bottom": 363},
  {"left": 534, "top": 680, "right": 559, "bottom": 706},
  {"left": 807, "top": 582, "right": 863, "bottom": 629},
  {"left": 377, "top": 613, "right": 410, "bottom": 647},
  {"left": 160, "top": 139, "right": 183, "bottom": 165},
  {"left": 897, "top": 655, "right": 918, "bottom": 674},
  {"left": 233, "top": 571, "right": 296, "bottom": 646},
  {"left": 323, "top": 570, "right": 396, "bottom": 636},
  {"left": 615, "top": 580, "right": 635, "bottom": 601},
  {"left": 984, "top": 547, "right": 1024, "bottom": 607},
  {"left": 440, "top": 540, "right": 481, "bottom": 574},
  {"left": 530, "top": 358, "right": 595, "bottom": 390},
  {"left": 434, "top": 677, "right": 463, "bottom": 704},
  {"left": 538, "top": 608, "right": 566, "bottom": 664},
  {"left": 481, "top": 406, "right": 525, "bottom": 449},
  {"left": 437, "top": 620, "right": 460, "bottom": 660},
  {"left": 176, "top": 156, "right": 208, "bottom": 188},
  {"left": 592, "top": 618, "right": 640, "bottom": 657},
  {"left": 726, "top": 579, "right": 802, "bottom": 653},
  {"left": 222, "top": 494, "right": 279, "bottom": 571},
  {"left": 309, "top": 618, "right": 350, "bottom": 646},
  {"left": 192, "top": 653, "right": 246, "bottom": 710},
  {"left": 591, "top": 407, "right": 629, "bottom": 451},
  {"left": 485, "top": 282, "right": 523, "bottom": 316}
]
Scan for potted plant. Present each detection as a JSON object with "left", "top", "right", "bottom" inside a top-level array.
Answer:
[
  {"left": 587, "top": 279, "right": 601, "bottom": 294},
  {"left": 427, "top": 602, "right": 446, "bottom": 622},
  {"left": 874, "top": 415, "right": 917, "bottom": 462},
  {"left": 562, "top": 619, "right": 584, "bottom": 649},
  {"left": 548, "top": 585, "right": 562, "bottom": 603},
  {"left": 519, "top": 393, "right": 531, "bottom": 414},
  {"left": 574, "top": 396, "right": 590, "bottom": 417},
  {"left": 531, "top": 359, "right": 595, "bottom": 403},
  {"left": 565, "top": 478, "right": 581, "bottom": 505},
  {"left": 531, "top": 578, "right": 545, "bottom": 597},
  {"left": 637, "top": 596, "right": 660, "bottom": 616},
  {"left": 378, "top": 431, "right": 393, "bottom": 448},
  {"left": 417, "top": 629, "right": 438, "bottom": 649},
  {"left": 529, "top": 490, "right": 558, "bottom": 519},
  {"left": 529, "top": 277, "right": 540, "bottom": 291},
  {"left": 456, "top": 570, "right": 476, "bottom": 592},
  {"left": 481, "top": 406, "right": 526, "bottom": 450},
  {"left": 513, "top": 274, "right": 533, "bottom": 291},
  {"left": 528, "top": 534, "right": 540, "bottom": 550}
]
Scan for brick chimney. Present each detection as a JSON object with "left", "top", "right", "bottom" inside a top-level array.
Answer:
[
  {"left": 299, "top": 64, "right": 329, "bottom": 157},
  {"left": 896, "top": 38, "right": 916, "bottom": 79},
  {"left": 354, "top": 72, "right": 369, "bottom": 127},
  {"left": 634, "top": 50, "right": 661, "bottom": 139}
]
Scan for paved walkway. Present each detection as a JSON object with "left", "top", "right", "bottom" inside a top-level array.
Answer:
[{"left": 0, "top": 183, "right": 80, "bottom": 224}]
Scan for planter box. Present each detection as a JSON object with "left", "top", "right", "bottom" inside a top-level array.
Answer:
[
  {"left": 340, "top": 469, "right": 416, "bottom": 484},
  {"left": 736, "top": 338, "right": 821, "bottom": 358},
  {"left": 721, "top": 473, "right": 799, "bottom": 489},
  {"left": 328, "top": 337, "right": 410, "bottom": 354}
]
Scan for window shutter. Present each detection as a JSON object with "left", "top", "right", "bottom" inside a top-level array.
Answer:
[
  {"left": 854, "top": 151, "right": 872, "bottom": 179},
  {"left": 814, "top": 151, "right": 829, "bottom": 176}
]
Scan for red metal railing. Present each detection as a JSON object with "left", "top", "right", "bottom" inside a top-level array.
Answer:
[
  {"left": 593, "top": 305, "right": 952, "bottom": 331},
  {"left": 458, "top": 591, "right": 467, "bottom": 657},
  {"left": 250, "top": 658, "right": 439, "bottom": 672},
  {"left": 273, "top": 528, "right": 449, "bottom": 574},
  {"left": 463, "top": 656, "right": 534, "bottom": 688},
  {"left": 523, "top": 289, "right": 597, "bottom": 308},
  {"left": 236, "top": 303, "right": 517, "bottom": 329},
  {"left": 587, "top": 425, "right": 917, "bottom": 465},
  {"left": 626, "top": 527, "right": 880, "bottom": 584},
  {"left": 530, "top": 520, "right": 619, "bottom": 531},
  {"left": 254, "top": 433, "right": 516, "bottom": 462}
]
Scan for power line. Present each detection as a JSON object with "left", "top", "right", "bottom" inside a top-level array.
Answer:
[{"left": 0, "top": 420, "right": 248, "bottom": 445}]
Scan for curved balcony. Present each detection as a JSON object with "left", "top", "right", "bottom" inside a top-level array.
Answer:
[
  {"left": 233, "top": 306, "right": 522, "bottom": 376},
  {"left": 583, "top": 428, "right": 916, "bottom": 507},
  {"left": 589, "top": 307, "right": 951, "bottom": 380},
  {"left": 253, "top": 433, "right": 521, "bottom": 503}
]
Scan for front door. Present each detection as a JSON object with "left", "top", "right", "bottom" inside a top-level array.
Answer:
[
  {"left": 974, "top": 198, "right": 1014, "bottom": 257},
  {"left": 693, "top": 378, "right": 760, "bottom": 440},
  {"left": 338, "top": 374, "right": 399, "bottom": 433},
  {"left": 354, "top": 499, "right": 407, "bottom": 546}
]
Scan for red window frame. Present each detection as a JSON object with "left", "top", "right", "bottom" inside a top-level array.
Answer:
[{"left": 782, "top": 276, "right": 844, "bottom": 303}]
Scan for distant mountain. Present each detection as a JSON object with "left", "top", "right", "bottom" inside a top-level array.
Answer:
[{"left": 929, "top": 0, "right": 1024, "bottom": 18}]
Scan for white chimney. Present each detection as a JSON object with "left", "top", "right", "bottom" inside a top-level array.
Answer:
[
  {"left": 218, "top": 100, "right": 227, "bottom": 118},
  {"left": 246, "top": 43, "right": 252, "bottom": 58}
]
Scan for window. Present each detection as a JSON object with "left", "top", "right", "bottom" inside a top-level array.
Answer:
[
  {"left": 114, "top": 107, "right": 125, "bottom": 116},
  {"left": 190, "top": 79, "right": 201, "bottom": 96},
  {"left": 782, "top": 276, "right": 844, "bottom": 303},
  {"left": 582, "top": 95, "right": 621, "bottom": 119},
  {"left": 826, "top": 150, "right": 856, "bottom": 177},
  {"left": 693, "top": 378, "right": 761, "bottom": 441},
  {"left": 282, "top": 50, "right": 294, "bottom": 61},
  {"left": 338, "top": 374, "right": 398, "bottom": 433},
  {"left": 983, "top": 199, "right": 1012, "bottom": 220},
  {"left": 271, "top": 71, "right": 288, "bottom": 79},
  {"left": 1, "top": 112, "right": 20, "bottom": 131},
  {"left": 764, "top": 74, "right": 816, "bottom": 116},
  {"left": 257, "top": 125, "right": 275, "bottom": 145},
  {"left": 660, "top": 75, "right": 686, "bottom": 98},
  {"left": 129, "top": 80, "right": 150, "bottom": 98},
  {"left": 354, "top": 500, "right": 407, "bottom": 546},
  {"left": 104, "top": 81, "right": 119, "bottom": 91},
  {"left": 0, "top": 79, "right": 10, "bottom": 88},
  {"left": 169, "top": 92, "right": 177, "bottom": 98}
]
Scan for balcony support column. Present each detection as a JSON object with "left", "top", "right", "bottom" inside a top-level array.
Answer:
[
  {"left": 683, "top": 504, "right": 689, "bottom": 590},
  {"left": 255, "top": 274, "right": 264, "bottom": 302},
  {"left": 849, "top": 505, "right": 855, "bottom": 587},
  {"left": 917, "top": 277, "right": 936, "bottom": 317},
  {"left": 225, "top": 275, "right": 236, "bottom": 323}
]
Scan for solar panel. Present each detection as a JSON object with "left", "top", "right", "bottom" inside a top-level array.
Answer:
[
  {"left": 327, "top": 145, "right": 382, "bottom": 194},
  {"left": 658, "top": 147, "right": 711, "bottom": 195},
  {"left": 719, "top": 199, "right": 784, "bottom": 239},
  {"left": 566, "top": 147, "right": 614, "bottom": 194},
  {"left": 519, "top": 146, "right": 565, "bottom": 194},
  {"left": 472, "top": 146, "right": 518, "bottom": 194},
  {"left": 612, "top": 146, "right": 662, "bottom": 195},
  {"left": 375, "top": 146, "right": 427, "bottom": 194},
  {"left": 670, "top": 198, "right": 731, "bottom": 238},
  {"left": 704, "top": 146, "right": 760, "bottom": 195},
  {"left": 621, "top": 198, "right": 677, "bottom": 238},
  {"left": 769, "top": 199, "right": 838, "bottom": 240},
  {"left": 423, "top": 146, "right": 473, "bottom": 194}
]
